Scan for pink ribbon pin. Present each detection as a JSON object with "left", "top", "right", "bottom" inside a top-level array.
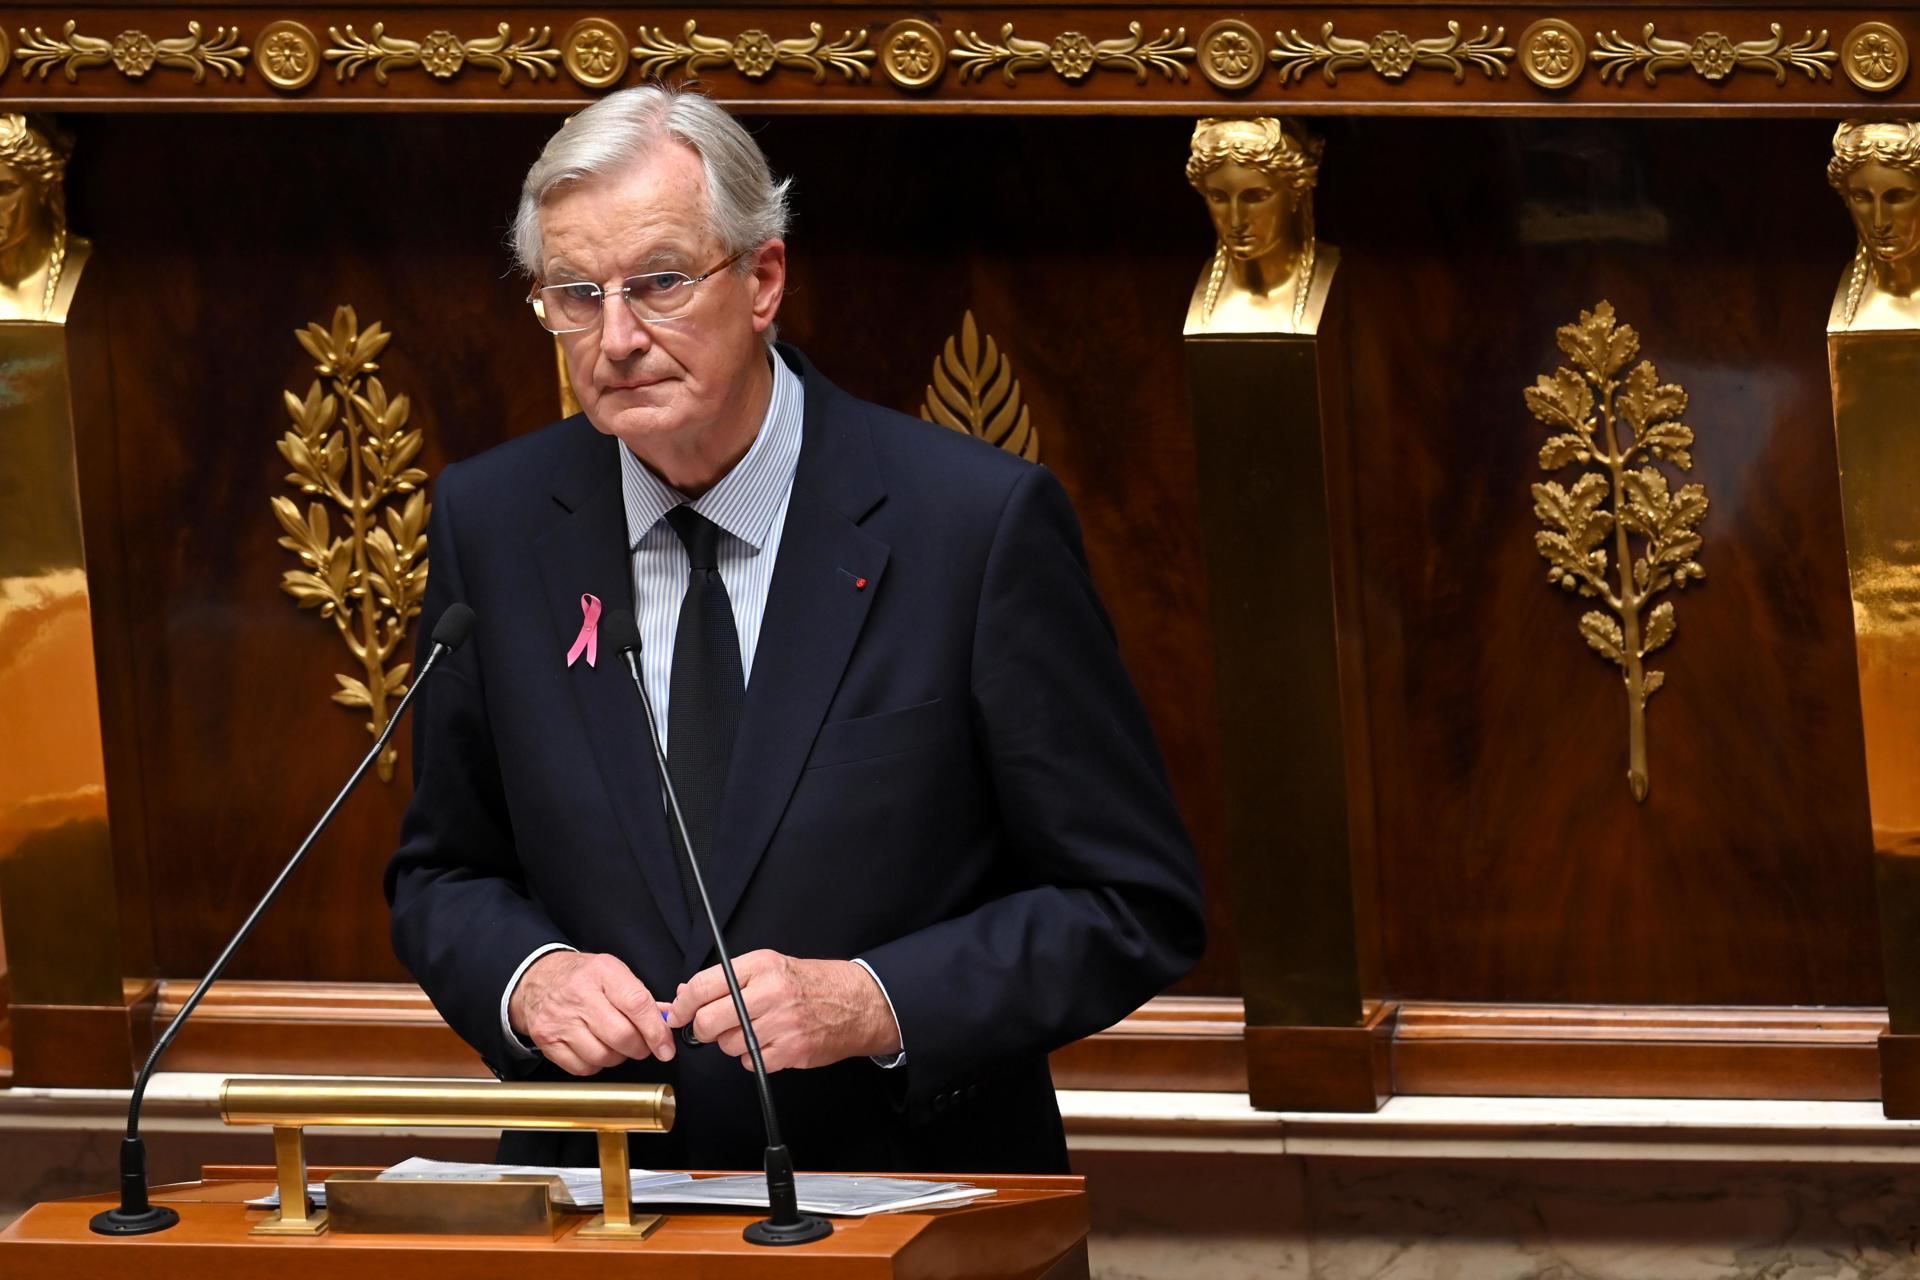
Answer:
[{"left": 566, "top": 593, "right": 602, "bottom": 668}]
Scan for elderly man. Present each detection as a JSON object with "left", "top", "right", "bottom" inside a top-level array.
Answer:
[{"left": 386, "top": 85, "right": 1205, "bottom": 1174}]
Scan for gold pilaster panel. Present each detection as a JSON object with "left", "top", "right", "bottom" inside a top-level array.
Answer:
[{"left": 1525, "top": 301, "right": 1707, "bottom": 804}]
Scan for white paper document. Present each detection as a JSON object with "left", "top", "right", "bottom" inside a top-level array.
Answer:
[{"left": 247, "top": 1157, "right": 991, "bottom": 1217}]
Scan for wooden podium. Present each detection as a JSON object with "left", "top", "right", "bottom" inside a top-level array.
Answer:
[{"left": 0, "top": 1166, "right": 1090, "bottom": 1279}]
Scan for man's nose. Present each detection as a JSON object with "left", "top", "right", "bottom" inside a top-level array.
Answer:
[{"left": 598, "top": 294, "right": 651, "bottom": 360}]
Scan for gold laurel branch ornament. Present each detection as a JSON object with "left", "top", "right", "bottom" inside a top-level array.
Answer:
[
  {"left": 920, "top": 312, "right": 1040, "bottom": 462},
  {"left": 1526, "top": 301, "right": 1705, "bottom": 804},
  {"left": 272, "top": 306, "right": 431, "bottom": 783},
  {"left": 1271, "top": 21, "right": 1511, "bottom": 86},
  {"left": 1593, "top": 23, "right": 1836, "bottom": 86},
  {"left": 632, "top": 22, "right": 874, "bottom": 83},
  {"left": 952, "top": 23, "right": 1193, "bottom": 86},
  {"left": 17, "top": 21, "right": 248, "bottom": 82},
  {"left": 325, "top": 23, "right": 560, "bottom": 85}
]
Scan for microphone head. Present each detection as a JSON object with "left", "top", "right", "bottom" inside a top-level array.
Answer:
[
  {"left": 431, "top": 603, "right": 476, "bottom": 652},
  {"left": 601, "top": 608, "right": 642, "bottom": 655}
]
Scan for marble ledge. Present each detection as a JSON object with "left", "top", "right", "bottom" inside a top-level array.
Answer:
[{"left": 5, "top": 1077, "right": 1920, "bottom": 1164}]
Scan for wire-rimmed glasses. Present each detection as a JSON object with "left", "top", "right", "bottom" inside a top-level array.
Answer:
[{"left": 529, "top": 248, "right": 749, "bottom": 334}]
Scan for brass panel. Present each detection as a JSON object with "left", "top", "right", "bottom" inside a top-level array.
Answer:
[
  {"left": 0, "top": 319, "right": 121, "bottom": 1007},
  {"left": 325, "top": 1170, "right": 566, "bottom": 1236},
  {"left": 220, "top": 1077, "right": 676, "bottom": 1131},
  {"left": 1187, "top": 320, "right": 1362, "bottom": 1028},
  {"left": 1828, "top": 328, "right": 1920, "bottom": 1033}
]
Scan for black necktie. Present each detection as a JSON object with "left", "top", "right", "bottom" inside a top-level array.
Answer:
[{"left": 663, "top": 505, "right": 744, "bottom": 914}]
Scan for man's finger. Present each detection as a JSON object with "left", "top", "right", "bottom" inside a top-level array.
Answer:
[
  {"left": 667, "top": 964, "right": 732, "bottom": 1026},
  {"left": 601, "top": 970, "right": 675, "bottom": 1061},
  {"left": 540, "top": 1022, "right": 623, "bottom": 1075}
]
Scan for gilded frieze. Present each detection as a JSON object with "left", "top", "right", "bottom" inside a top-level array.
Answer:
[
  {"left": 562, "top": 18, "right": 629, "bottom": 89},
  {"left": 16, "top": 21, "right": 247, "bottom": 82},
  {"left": 1593, "top": 23, "right": 1836, "bottom": 85},
  {"left": 1526, "top": 301, "right": 1706, "bottom": 804},
  {"left": 951, "top": 23, "right": 1193, "bottom": 85},
  {"left": 325, "top": 23, "right": 560, "bottom": 84},
  {"left": 920, "top": 312, "right": 1039, "bottom": 462},
  {"left": 1271, "top": 21, "right": 1512, "bottom": 85},
  {"left": 633, "top": 21, "right": 874, "bottom": 82},
  {"left": 1842, "top": 22, "right": 1908, "bottom": 94},
  {"left": 273, "top": 306, "right": 431, "bottom": 784},
  {"left": 1519, "top": 19, "right": 1586, "bottom": 90},
  {"left": 255, "top": 20, "right": 320, "bottom": 91},
  {"left": 879, "top": 19, "right": 946, "bottom": 90}
]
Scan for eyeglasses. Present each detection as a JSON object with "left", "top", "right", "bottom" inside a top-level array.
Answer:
[{"left": 528, "top": 248, "right": 749, "bottom": 334}]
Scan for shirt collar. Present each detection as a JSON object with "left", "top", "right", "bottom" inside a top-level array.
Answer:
[{"left": 618, "top": 352, "right": 804, "bottom": 554}]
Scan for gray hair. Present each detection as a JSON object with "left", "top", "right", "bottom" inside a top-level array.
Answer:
[{"left": 510, "top": 85, "right": 791, "bottom": 280}]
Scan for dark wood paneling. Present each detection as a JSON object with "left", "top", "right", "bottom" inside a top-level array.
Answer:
[{"left": 1322, "top": 117, "right": 1881, "bottom": 1006}]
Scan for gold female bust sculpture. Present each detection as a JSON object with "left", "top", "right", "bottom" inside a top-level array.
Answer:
[
  {"left": 1183, "top": 116, "right": 1331, "bottom": 336},
  {"left": 0, "top": 114, "right": 89, "bottom": 323},
  {"left": 1829, "top": 120, "right": 1920, "bottom": 333}
]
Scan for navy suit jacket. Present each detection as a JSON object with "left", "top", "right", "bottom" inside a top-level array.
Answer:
[{"left": 386, "top": 346, "right": 1205, "bottom": 1174}]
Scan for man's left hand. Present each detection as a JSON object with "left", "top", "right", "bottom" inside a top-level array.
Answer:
[{"left": 665, "top": 951, "right": 902, "bottom": 1071}]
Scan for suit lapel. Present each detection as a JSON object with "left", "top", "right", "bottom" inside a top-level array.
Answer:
[
  {"left": 689, "top": 355, "right": 889, "bottom": 967},
  {"left": 531, "top": 435, "right": 696, "bottom": 956}
]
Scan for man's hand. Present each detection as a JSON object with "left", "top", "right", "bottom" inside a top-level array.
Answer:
[
  {"left": 508, "top": 950, "right": 676, "bottom": 1076},
  {"left": 665, "top": 951, "right": 901, "bottom": 1072}
]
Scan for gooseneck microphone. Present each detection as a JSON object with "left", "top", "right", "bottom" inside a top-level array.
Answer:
[
  {"left": 600, "top": 608, "right": 832, "bottom": 1248},
  {"left": 89, "top": 604, "right": 477, "bottom": 1237}
]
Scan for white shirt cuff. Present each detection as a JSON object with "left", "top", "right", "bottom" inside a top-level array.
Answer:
[
  {"left": 851, "top": 957, "right": 906, "bottom": 1068},
  {"left": 499, "top": 942, "right": 577, "bottom": 1059}
]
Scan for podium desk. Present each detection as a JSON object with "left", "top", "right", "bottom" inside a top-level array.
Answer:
[{"left": 0, "top": 1166, "right": 1090, "bottom": 1279}]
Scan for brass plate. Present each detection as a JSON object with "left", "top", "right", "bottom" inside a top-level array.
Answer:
[
  {"left": 576, "top": 1211, "right": 664, "bottom": 1240},
  {"left": 1842, "top": 21, "right": 1908, "bottom": 93},
  {"left": 879, "top": 19, "right": 945, "bottom": 90},
  {"left": 255, "top": 20, "right": 319, "bottom": 91},
  {"left": 563, "top": 17, "right": 629, "bottom": 90},
  {"left": 1197, "top": 20, "right": 1265, "bottom": 91},
  {"left": 1519, "top": 18, "right": 1586, "bottom": 90},
  {"left": 251, "top": 1208, "right": 329, "bottom": 1236},
  {"left": 326, "top": 1171, "right": 564, "bottom": 1236}
]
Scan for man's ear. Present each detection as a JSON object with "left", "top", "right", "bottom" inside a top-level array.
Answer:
[{"left": 749, "top": 239, "right": 786, "bottom": 335}]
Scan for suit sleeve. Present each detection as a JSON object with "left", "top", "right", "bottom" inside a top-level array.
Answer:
[
  {"left": 386, "top": 471, "right": 571, "bottom": 1080},
  {"left": 858, "top": 463, "right": 1207, "bottom": 1107}
]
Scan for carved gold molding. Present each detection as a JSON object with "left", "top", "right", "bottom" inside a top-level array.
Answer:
[
  {"left": 562, "top": 17, "right": 629, "bottom": 89},
  {"left": 1519, "top": 18, "right": 1586, "bottom": 90},
  {"left": 1527, "top": 301, "right": 1706, "bottom": 805},
  {"left": 632, "top": 21, "right": 874, "bottom": 82},
  {"left": 256, "top": 20, "right": 320, "bottom": 91},
  {"left": 952, "top": 23, "right": 1193, "bottom": 85},
  {"left": 16, "top": 21, "right": 247, "bottom": 82},
  {"left": 273, "top": 306, "right": 431, "bottom": 784},
  {"left": 921, "top": 311, "right": 1039, "bottom": 462},
  {"left": 1593, "top": 23, "right": 1836, "bottom": 85},
  {"left": 1272, "top": 21, "right": 1511, "bottom": 85},
  {"left": 0, "top": 27, "right": 11, "bottom": 80},
  {"left": 1842, "top": 22, "right": 1908, "bottom": 94},
  {"left": 879, "top": 19, "right": 945, "bottom": 90},
  {"left": 325, "top": 23, "right": 559, "bottom": 85}
]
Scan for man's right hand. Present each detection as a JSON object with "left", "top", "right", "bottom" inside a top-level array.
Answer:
[{"left": 508, "top": 950, "right": 676, "bottom": 1076}]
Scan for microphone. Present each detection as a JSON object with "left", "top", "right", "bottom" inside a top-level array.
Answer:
[
  {"left": 89, "top": 604, "right": 477, "bottom": 1236},
  {"left": 600, "top": 608, "right": 832, "bottom": 1248}
]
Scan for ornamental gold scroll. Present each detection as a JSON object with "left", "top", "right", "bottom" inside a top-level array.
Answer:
[
  {"left": 1182, "top": 116, "right": 1336, "bottom": 336},
  {"left": 1526, "top": 301, "right": 1706, "bottom": 804},
  {"left": 272, "top": 307, "right": 430, "bottom": 783}
]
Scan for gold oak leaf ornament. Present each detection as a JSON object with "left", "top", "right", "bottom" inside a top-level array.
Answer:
[
  {"left": 272, "top": 306, "right": 431, "bottom": 782},
  {"left": 1525, "top": 301, "right": 1705, "bottom": 803}
]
